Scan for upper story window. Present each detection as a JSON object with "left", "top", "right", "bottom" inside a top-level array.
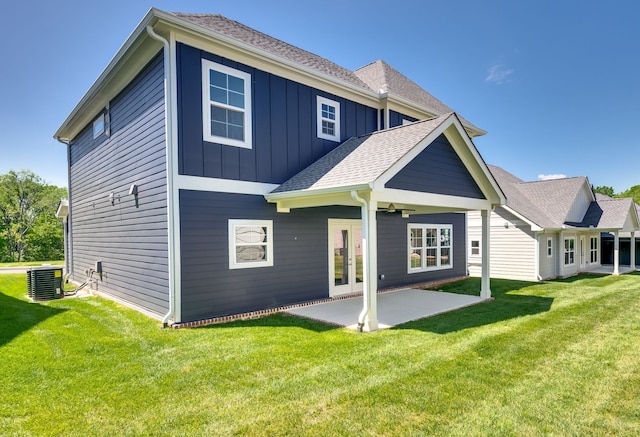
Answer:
[
  {"left": 317, "top": 96, "right": 340, "bottom": 141},
  {"left": 408, "top": 224, "right": 453, "bottom": 273},
  {"left": 202, "top": 60, "right": 252, "bottom": 149},
  {"left": 93, "top": 113, "right": 105, "bottom": 139}
]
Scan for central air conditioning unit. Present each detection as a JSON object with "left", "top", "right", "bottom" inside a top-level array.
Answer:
[{"left": 26, "top": 267, "right": 64, "bottom": 301}]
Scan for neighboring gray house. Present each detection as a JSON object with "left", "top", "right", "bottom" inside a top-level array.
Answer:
[
  {"left": 468, "top": 166, "right": 639, "bottom": 282},
  {"left": 53, "top": 9, "right": 504, "bottom": 330}
]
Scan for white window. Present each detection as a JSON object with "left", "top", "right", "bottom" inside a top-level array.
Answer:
[
  {"left": 547, "top": 238, "right": 553, "bottom": 258},
  {"left": 408, "top": 224, "right": 453, "bottom": 273},
  {"left": 317, "top": 96, "right": 340, "bottom": 141},
  {"left": 228, "top": 220, "right": 273, "bottom": 269},
  {"left": 590, "top": 237, "right": 598, "bottom": 263},
  {"left": 93, "top": 113, "right": 105, "bottom": 139},
  {"left": 202, "top": 60, "right": 252, "bottom": 149},
  {"left": 564, "top": 238, "right": 575, "bottom": 265},
  {"left": 471, "top": 240, "right": 480, "bottom": 256}
]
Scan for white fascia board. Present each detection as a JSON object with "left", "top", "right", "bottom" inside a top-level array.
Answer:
[
  {"left": 374, "top": 188, "right": 493, "bottom": 211},
  {"left": 54, "top": 8, "right": 161, "bottom": 142},
  {"left": 176, "top": 175, "right": 279, "bottom": 196}
]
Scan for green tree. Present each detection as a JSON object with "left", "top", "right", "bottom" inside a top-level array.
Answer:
[
  {"left": 616, "top": 185, "right": 640, "bottom": 205},
  {"left": 594, "top": 185, "right": 615, "bottom": 197},
  {"left": 0, "top": 170, "right": 67, "bottom": 262}
]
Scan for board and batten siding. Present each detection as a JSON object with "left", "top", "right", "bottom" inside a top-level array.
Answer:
[
  {"left": 467, "top": 208, "right": 537, "bottom": 281},
  {"left": 385, "top": 134, "right": 485, "bottom": 199},
  {"left": 68, "top": 52, "right": 169, "bottom": 317},
  {"left": 176, "top": 42, "right": 378, "bottom": 185}
]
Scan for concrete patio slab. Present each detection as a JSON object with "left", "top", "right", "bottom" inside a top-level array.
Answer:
[{"left": 286, "top": 288, "right": 489, "bottom": 330}]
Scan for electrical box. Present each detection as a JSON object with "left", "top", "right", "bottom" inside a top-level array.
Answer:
[{"left": 26, "top": 267, "right": 64, "bottom": 301}]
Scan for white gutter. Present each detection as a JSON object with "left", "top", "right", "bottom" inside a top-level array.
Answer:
[
  {"left": 351, "top": 190, "right": 371, "bottom": 331},
  {"left": 146, "top": 24, "right": 177, "bottom": 327}
]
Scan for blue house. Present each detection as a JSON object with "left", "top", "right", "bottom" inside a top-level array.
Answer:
[{"left": 54, "top": 9, "right": 504, "bottom": 331}]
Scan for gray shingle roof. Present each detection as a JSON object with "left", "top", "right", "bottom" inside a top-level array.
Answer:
[
  {"left": 272, "top": 114, "right": 451, "bottom": 194},
  {"left": 170, "top": 13, "right": 482, "bottom": 133},
  {"left": 353, "top": 60, "right": 481, "bottom": 133},
  {"left": 489, "top": 165, "right": 638, "bottom": 231}
]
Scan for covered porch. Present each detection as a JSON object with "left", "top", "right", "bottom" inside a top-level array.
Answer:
[{"left": 266, "top": 114, "right": 505, "bottom": 332}]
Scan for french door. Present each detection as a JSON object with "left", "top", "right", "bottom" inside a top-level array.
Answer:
[{"left": 329, "top": 220, "right": 363, "bottom": 297}]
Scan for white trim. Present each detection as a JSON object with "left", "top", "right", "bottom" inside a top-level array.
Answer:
[
  {"left": 176, "top": 174, "right": 278, "bottom": 195},
  {"left": 202, "top": 59, "right": 253, "bottom": 148},
  {"left": 316, "top": 96, "right": 340, "bottom": 141},
  {"left": 93, "top": 113, "right": 105, "bottom": 139},
  {"left": 328, "top": 219, "right": 363, "bottom": 297},
  {"left": 407, "top": 223, "right": 453, "bottom": 273},
  {"left": 228, "top": 219, "right": 273, "bottom": 269}
]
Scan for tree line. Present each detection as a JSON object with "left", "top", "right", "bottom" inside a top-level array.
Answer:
[
  {"left": 594, "top": 185, "right": 640, "bottom": 204},
  {"left": 0, "top": 170, "right": 67, "bottom": 262}
]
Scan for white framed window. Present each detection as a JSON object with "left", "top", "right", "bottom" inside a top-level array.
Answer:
[
  {"left": 547, "top": 237, "right": 553, "bottom": 258},
  {"left": 470, "top": 240, "right": 480, "bottom": 256},
  {"left": 564, "top": 237, "right": 575, "bottom": 265},
  {"left": 317, "top": 96, "right": 340, "bottom": 141},
  {"left": 408, "top": 224, "right": 453, "bottom": 273},
  {"left": 202, "top": 60, "right": 252, "bottom": 149},
  {"left": 590, "top": 236, "right": 598, "bottom": 263},
  {"left": 228, "top": 220, "right": 273, "bottom": 269},
  {"left": 93, "top": 113, "right": 105, "bottom": 139}
]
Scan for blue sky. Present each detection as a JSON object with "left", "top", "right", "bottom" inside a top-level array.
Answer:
[{"left": 1, "top": 0, "right": 638, "bottom": 192}]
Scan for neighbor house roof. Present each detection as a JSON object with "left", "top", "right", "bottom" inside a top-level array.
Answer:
[{"left": 489, "top": 165, "right": 639, "bottom": 232}]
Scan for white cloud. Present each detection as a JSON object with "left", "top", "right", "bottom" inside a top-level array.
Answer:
[
  {"left": 538, "top": 173, "right": 567, "bottom": 181},
  {"left": 486, "top": 64, "right": 514, "bottom": 84}
]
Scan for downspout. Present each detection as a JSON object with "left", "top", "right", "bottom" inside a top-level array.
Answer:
[
  {"left": 146, "top": 24, "right": 176, "bottom": 327},
  {"left": 351, "top": 190, "right": 369, "bottom": 332},
  {"left": 55, "top": 138, "right": 73, "bottom": 279}
]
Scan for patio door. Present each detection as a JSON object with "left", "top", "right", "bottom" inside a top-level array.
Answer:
[{"left": 329, "top": 220, "right": 363, "bottom": 297}]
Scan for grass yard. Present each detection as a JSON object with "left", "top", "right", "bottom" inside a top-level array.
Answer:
[
  {"left": 1, "top": 273, "right": 640, "bottom": 435},
  {"left": 0, "top": 260, "right": 64, "bottom": 268}
]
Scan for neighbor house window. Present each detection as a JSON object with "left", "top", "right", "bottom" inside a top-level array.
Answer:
[
  {"left": 471, "top": 240, "right": 480, "bottom": 256},
  {"left": 408, "top": 224, "right": 453, "bottom": 272},
  {"left": 547, "top": 238, "right": 553, "bottom": 258},
  {"left": 564, "top": 238, "right": 575, "bottom": 265},
  {"left": 202, "top": 60, "right": 252, "bottom": 148},
  {"left": 228, "top": 220, "right": 273, "bottom": 269},
  {"left": 317, "top": 96, "right": 340, "bottom": 141},
  {"left": 93, "top": 113, "right": 105, "bottom": 139},
  {"left": 590, "top": 237, "right": 598, "bottom": 263}
]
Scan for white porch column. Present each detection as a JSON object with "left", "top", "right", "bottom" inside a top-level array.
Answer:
[
  {"left": 614, "top": 231, "right": 620, "bottom": 275},
  {"left": 481, "top": 209, "right": 491, "bottom": 298},
  {"left": 631, "top": 231, "right": 636, "bottom": 271}
]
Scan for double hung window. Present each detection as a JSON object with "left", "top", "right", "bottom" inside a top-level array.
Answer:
[
  {"left": 317, "top": 96, "right": 340, "bottom": 141},
  {"left": 228, "top": 220, "right": 273, "bottom": 269},
  {"left": 408, "top": 224, "right": 453, "bottom": 272},
  {"left": 202, "top": 60, "right": 252, "bottom": 148}
]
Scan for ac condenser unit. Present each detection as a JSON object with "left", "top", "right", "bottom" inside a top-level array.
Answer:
[{"left": 26, "top": 267, "right": 64, "bottom": 301}]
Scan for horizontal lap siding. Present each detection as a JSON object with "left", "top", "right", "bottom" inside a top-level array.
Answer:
[
  {"left": 377, "top": 213, "right": 467, "bottom": 288},
  {"left": 385, "top": 134, "right": 485, "bottom": 199},
  {"left": 179, "top": 191, "right": 360, "bottom": 322},
  {"left": 69, "top": 52, "right": 169, "bottom": 316},
  {"left": 467, "top": 209, "right": 537, "bottom": 281},
  {"left": 177, "top": 43, "right": 378, "bottom": 184}
]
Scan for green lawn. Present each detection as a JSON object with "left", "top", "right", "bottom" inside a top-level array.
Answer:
[
  {"left": 0, "top": 260, "right": 64, "bottom": 268},
  {"left": 1, "top": 273, "right": 640, "bottom": 436}
]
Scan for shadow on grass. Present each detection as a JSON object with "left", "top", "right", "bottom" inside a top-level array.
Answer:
[
  {"left": 393, "top": 277, "right": 553, "bottom": 334},
  {"left": 0, "top": 291, "right": 66, "bottom": 347},
  {"left": 195, "top": 312, "right": 340, "bottom": 333}
]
